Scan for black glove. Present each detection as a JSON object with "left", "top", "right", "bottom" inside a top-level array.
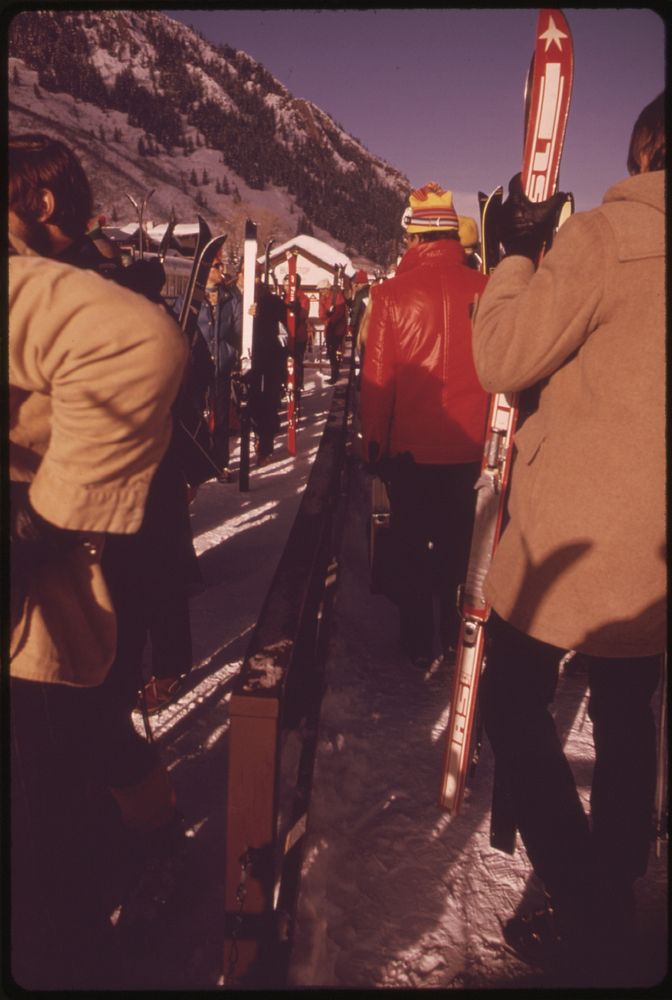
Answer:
[
  {"left": 10, "top": 482, "right": 78, "bottom": 575},
  {"left": 497, "top": 173, "right": 567, "bottom": 261},
  {"left": 117, "top": 258, "right": 166, "bottom": 303}
]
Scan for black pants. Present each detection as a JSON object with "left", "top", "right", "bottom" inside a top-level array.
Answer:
[
  {"left": 292, "top": 341, "right": 307, "bottom": 392},
  {"left": 326, "top": 332, "right": 343, "bottom": 381},
  {"left": 386, "top": 460, "right": 480, "bottom": 660},
  {"left": 103, "top": 443, "right": 194, "bottom": 688},
  {"left": 212, "top": 373, "right": 232, "bottom": 469},
  {"left": 481, "top": 612, "right": 661, "bottom": 912},
  {"left": 10, "top": 670, "right": 157, "bottom": 987},
  {"left": 250, "top": 370, "right": 283, "bottom": 457}
]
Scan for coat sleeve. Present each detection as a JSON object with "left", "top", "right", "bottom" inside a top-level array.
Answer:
[
  {"left": 472, "top": 211, "right": 607, "bottom": 393},
  {"left": 9, "top": 256, "right": 188, "bottom": 534},
  {"left": 360, "top": 285, "right": 395, "bottom": 463},
  {"left": 299, "top": 292, "right": 311, "bottom": 324}
]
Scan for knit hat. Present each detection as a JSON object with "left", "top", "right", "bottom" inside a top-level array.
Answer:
[
  {"left": 353, "top": 269, "right": 369, "bottom": 284},
  {"left": 402, "top": 182, "right": 459, "bottom": 234},
  {"left": 458, "top": 215, "right": 478, "bottom": 248}
]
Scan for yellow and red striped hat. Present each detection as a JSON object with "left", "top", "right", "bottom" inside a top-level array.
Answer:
[{"left": 402, "top": 182, "right": 459, "bottom": 234}]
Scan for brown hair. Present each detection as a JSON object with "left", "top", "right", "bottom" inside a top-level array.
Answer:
[
  {"left": 9, "top": 133, "right": 93, "bottom": 239},
  {"left": 627, "top": 92, "right": 666, "bottom": 175}
]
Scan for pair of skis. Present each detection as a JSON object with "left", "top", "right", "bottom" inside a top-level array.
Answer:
[
  {"left": 237, "top": 219, "right": 258, "bottom": 492},
  {"left": 438, "top": 9, "right": 574, "bottom": 828},
  {"left": 285, "top": 250, "right": 299, "bottom": 456},
  {"left": 176, "top": 215, "right": 230, "bottom": 487},
  {"left": 236, "top": 228, "right": 301, "bottom": 489},
  {"left": 126, "top": 189, "right": 154, "bottom": 260}
]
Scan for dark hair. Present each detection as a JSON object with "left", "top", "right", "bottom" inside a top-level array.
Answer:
[
  {"left": 417, "top": 230, "right": 460, "bottom": 243},
  {"left": 9, "top": 133, "right": 93, "bottom": 239},
  {"left": 627, "top": 92, "right": 665, "bottom": 174}
]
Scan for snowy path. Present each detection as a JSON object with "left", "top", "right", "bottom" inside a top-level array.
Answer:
[{"left": 287, "top": 461, "right": 668, "bottom": 990}]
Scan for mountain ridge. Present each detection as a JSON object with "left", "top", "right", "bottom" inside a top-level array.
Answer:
[{"left": 8, "top": 8, "right": 410, "bottom": 267}]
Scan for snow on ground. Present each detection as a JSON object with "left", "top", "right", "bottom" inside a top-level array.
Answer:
[
  {"left": 285, "top": 442, "right": 669, "bottom": 990},
  {"left": 138, "top": 362, "right": 333, "bottom": 745},
  {"left": 124, "top": 359, "right": 666, "bottom": 990}
]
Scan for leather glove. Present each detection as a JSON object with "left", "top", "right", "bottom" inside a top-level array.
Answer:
[
  {"left": 497, "top": 173, "right": 567, "bottom": 261},
  {"left": 117, "top": 258, "right": 166, "bottom": 302},
  {"left": 10, "top": 482, "right": 78, "bottom": 575}
]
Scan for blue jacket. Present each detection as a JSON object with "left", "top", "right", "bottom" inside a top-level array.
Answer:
[{"left": 175, "top": 285, "right": 240, "bottom": 379}]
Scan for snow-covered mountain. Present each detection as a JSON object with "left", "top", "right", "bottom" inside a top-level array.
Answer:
[{"left": 8, "top": 8, "right": 410, "bottom": 267}]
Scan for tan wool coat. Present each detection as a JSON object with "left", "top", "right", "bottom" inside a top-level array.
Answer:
[
  {"left": 9, "top": 251, "right": 188, "bottom": 684},
  {"left": 472, "top": 171, "right": 665, "bottom": 658}
]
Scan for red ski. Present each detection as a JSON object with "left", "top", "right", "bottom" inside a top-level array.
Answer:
[
  {"left": 439, "top": 8, "right": 574, "bottom": 816},
  {"left": 285, "top": 250, "right": 298, "bottom": 456}
]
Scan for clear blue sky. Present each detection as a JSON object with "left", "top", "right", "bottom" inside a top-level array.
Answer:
[{"left": 169, "top": 8, "right": 665, "bottom": 221}]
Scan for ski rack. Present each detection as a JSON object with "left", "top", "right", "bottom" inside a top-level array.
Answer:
[{"left": 222, "top": 346, "right": 355, "bottom": 988}]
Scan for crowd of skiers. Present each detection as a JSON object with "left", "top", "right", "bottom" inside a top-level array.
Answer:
[{"left": 8, "top": 86, "right": 665, "bottom": 990}]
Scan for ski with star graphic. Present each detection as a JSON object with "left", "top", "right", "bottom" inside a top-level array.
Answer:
[{"left": 438, "top": 8, "right": 574, "bottom": 833}]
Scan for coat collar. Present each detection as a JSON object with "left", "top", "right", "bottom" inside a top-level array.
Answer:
[{"left": 396, "top": 237, "right": 466, "bottom": 276}]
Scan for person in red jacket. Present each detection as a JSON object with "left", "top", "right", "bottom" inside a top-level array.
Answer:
[
  {"left": 360, "top": 183, "right": 489, "bottom": 669},
  {"left": 318, "top": 274, "right": 348, "bottom": 383}
]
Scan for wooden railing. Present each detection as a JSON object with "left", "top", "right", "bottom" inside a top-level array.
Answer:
[{"left": 222, "top": 351, "right": 354, "bottom": 988}]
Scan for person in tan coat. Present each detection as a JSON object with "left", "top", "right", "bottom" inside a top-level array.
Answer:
[
  {"left": 471, "top": 93, "right": 665, "bottom": 982},
  {"left": 9, "top": 247, "right": 187, "bottom": 986}
]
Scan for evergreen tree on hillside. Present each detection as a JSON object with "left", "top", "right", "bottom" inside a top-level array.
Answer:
[{"left": 7, "top": 8, "right": 411, "bottom": 262}]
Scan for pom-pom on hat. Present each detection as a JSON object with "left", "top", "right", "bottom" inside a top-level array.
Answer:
[
  {"left": 458, "top": 215, "right": 478, "bottom": 248},
  {"left": 402, "top": 182, "right": 459, "bottom": 234}
]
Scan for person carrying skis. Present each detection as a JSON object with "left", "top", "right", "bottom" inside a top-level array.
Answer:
[
  {"left": 282, "top": 270, "right": 311, "bottom": 406},
  {"left": 471, "top": 92, "right": 665, "bottom": 982},
  {"left": 175, "top": 252, "right": 241, "bottom": 480},
  {"left": 249, "top": 275, "right": 288, "bottom": 465},
  {"left": 318, "top": 274, "right": 348, "bottom": 383},
  {"left": 8, "top": 241, "right": 187, "bottom": 986},
  {"left": 9, "top": 132, "right": 198, "bottom": 932},
  {"left": 360, "top": 183, "right": 490, "bottom": 669}
]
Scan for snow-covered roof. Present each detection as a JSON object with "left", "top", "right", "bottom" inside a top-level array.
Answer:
[
  {"left": 264, "top": 234, "right": 355, "bottom": 278},
  {"left": 146, "top": 222, "right": 204, "bottom": 239}
]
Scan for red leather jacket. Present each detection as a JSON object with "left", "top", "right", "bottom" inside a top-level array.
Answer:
[
  {"left": 361, "top": 238, "right": 489, "bottom": 465},
  {"left": 286, "top": 289, "right": 311, "bottom": 346},
  {"left": 319, "top": 289, "right": 348, "bottom": 340}
]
